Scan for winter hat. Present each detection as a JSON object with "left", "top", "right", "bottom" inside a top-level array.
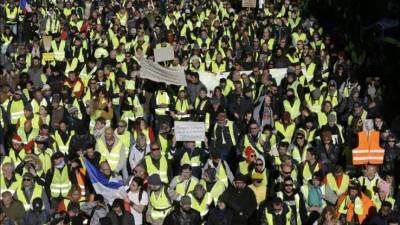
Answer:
[
  {"left": 147, "top": 174, "right": 162, "bottom": 186},
  {"left": 234, "top": 173, "right": 248, "bottom": 183},
  {"left": 245, "top": 146, "right": 255, "bottom": 161},
  {"left": 12, "top": 135, "right": 23, "bottom": 144}
]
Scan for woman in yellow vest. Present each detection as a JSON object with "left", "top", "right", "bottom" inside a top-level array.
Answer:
[{"left": 210, "top": 53, "right": 227, "bottom": 74}]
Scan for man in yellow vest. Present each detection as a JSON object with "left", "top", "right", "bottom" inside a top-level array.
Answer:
[
  {"left": 203, "top": 151, "right": 235, "bottom": 187},
  {"left": 114, "top": 120, "right": 133, "bottom": 152},
  {"left": 54, "top": 120, "right": 74, "bottom": 155},
  {"left": 46, "top": 151, "right": 72, "bottom": 207},
  {"left": 152, "top": 85, "right": 173, "bottom": 131},
  {"left": 262, "top": 196, "right": 292, "bottom": 225},
  {"left": 199, "top": 168, "right": 226, "bottom": 204},
  {"left": 323, "top": 165, "right": 349, "bottom": 205},
  {"left": 169, "top": 164, "right": 199, "bottom": 198},
  {"left": 146, "top": 174, "right": 179, "bottom": 225},
  {"left": 169, "top": 140, "right": 208, "bottom": 178},
  {"left": 144, "top": 142, "right": 171, "bottom": 184},
  {"left": 7, "top": 89, "right": 27, "bottom": 128},
  {"left": 95, "top": 127, "right": 128, "bottom": 179},
  {"left": 212, "top": 111, "right": 238, "bottom": 162},
  {"left": 14, "top": 172, "right": 50, "bottom": 211}
]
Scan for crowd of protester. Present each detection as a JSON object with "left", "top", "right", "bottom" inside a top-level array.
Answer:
[{"left": 1, "top": 0, "right": 400, "bottom": 225}]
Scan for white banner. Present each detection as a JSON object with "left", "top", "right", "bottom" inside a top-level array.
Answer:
[
  {"left": 200, "top": 68, "right": 300, "bottom": 92},
  {"left": 140, "top": 58, "right": 187, "bottom": 86},
  {"left": 174, "top": 121, "right": 205, "bottom": 141}
]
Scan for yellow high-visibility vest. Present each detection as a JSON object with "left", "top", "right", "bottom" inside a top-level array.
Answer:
[
  {"left": 9, "top": 100, "right": 25, "bottom": 125},
  {"left": 189, "top": 192, "right": 212, "bottom": 217},
  {"left": 283, "top": 99, "right": 301, "bottom": 119},
  {"left": 155, "top": 91, "right": 170, "bottom": 115},
  {"left": 145, "top": 155, "right": 169, "bottom": 183},
  {"left": 54, "top": 130, "right": 75, "bottom": 154},
  {"left": 51, "top": 40, "right": 66, "bottom": 61},
  {"left": 16, "top": 184, "right": 43, "bottom": 210},
  {"left": 149, "top": 186, "right": 172, "bottom": 220},
  {"left": 175, "top": 177, "right": 198, "bottom": 196},
  {"left": 97, "top": 139, "right": 123, "bottom": 171},
  {"left": 274, "top": 121, "right": 295, "bottom": 142},
  {"left": 326, "top": 173, "right": 349, "bottom": 196},
  {"left": 0, "top": 174, "right": 21, "bottom": 195},
  {"left": 50, "top": 166, "right": 72, "bottom": 198}
]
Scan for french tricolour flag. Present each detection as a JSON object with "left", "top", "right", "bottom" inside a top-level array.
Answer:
[{"left": 84, "top": 159, "right": 127, "bottom": 204}]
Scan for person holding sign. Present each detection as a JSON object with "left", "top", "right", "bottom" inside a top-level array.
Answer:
[{"left": 170, "top": 140, "right": 209, "bottom": 179}]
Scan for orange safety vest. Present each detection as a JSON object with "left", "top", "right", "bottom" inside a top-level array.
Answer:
[
  {"left": 337, "top": 192, "right": 374, "bottom": 224},
  {"left": 352, "top": 131, "right": 384, "bottom": 165}
]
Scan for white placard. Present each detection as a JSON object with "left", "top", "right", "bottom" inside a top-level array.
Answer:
[
  {"left": 154, "top": 46, "right": 174, "bottom": 62},
  {"left": 174, "top": 121, "right": 205, "bottom": 141}
]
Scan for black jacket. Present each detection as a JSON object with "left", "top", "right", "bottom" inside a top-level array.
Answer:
[
  {"left": 163, "top": 208, "right": 201, "bottom": 225},
  {"left": 207, "top": 207, "right": 233, "bottom": 225},
  {"left": 220, "top": 185, "right": 257, "bottom": 225},
  {"left": 106, "top": 211, "right": 135, "bottom": 225}
]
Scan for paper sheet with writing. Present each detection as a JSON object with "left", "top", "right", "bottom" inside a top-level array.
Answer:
[{"left": 174, "top": 121, "right": 205, "bottom": 141}]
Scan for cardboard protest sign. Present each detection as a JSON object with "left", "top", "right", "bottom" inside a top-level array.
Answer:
[
  {"left": 154, "top": 46, "right": 174, "bottom": 62},
  {"left": 242, "top": 0, "right": 257, "bottom": 8},
  {"left": 42, "top": 52, "right": 54, "bottom": 61},
  {"left": 174, "top": 121, "right": 205, "bottom": 141}
]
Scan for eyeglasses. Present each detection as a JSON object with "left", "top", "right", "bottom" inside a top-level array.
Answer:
[
  {"left": 388, "top": 140, "right": 396, "bottom": 143},
  {"left": 256, "top": 163, "right": 263, "bottom": 166},
  {"left": 23, "top": 178, "right": 32, "bottom": 181},
  {"left": 296, "top": 136, "right": 304, "bottom": 139},
  {"left": 250, "top": 155, "right": 256, "bottom": 158},
  {"left": 151, "top": 148, "right": 160, "bottom": 151},
  {"left": 284, "top": 183, "right": 293, "bottom": 187}
]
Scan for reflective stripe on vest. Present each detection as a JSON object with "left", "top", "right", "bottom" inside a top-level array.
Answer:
[
  {"left": 50, "top": 166, "right": 72, "bottom": 198},
  {"left": 352, "top": 131, "right": 384, "bottom": 165},
  {"left": 10, "top": 100, "right": 25, "bottom": 124}
]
